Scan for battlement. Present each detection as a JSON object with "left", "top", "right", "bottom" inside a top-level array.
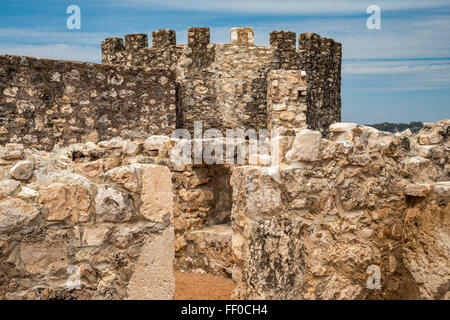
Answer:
[
  {"left": 230, "top": 27, "right": 254, "bottom": 46},
  {"left": 101, "top": 27, "right": 342, "bottom": 61},
  {"left": 100, "top": 27, "right": 341, "bottom": 135},
  {"left": 152, "top": 29, "right": 176, "bottom": 47},
  {"left": 187, "top": 27, "right": 210, "bottom": 47},
  {"left": 270, "top": 30, "right": 296, "bottom": 50}
]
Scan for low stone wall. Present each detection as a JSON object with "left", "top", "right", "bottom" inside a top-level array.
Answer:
[
  {"left": 0, "top": 119, "right": 448, "bottom": 300},
  {"left": 0, "top": 140, "right": 175, "bottom": 299},
  {"left": 403, "top": 182, "right": 450, "bottom": 299},
  {"left": 231, "top": 120, "right": 449, "bottom": 299},
  {"left": 0, "top": 55, "right": 176, "bottom": 150}
]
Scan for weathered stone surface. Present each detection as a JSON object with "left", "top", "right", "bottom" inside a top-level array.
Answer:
[
  {"left": 140, "top": 165, "right": 173, "bottom": 223},
  {"left": 285, "top": 129, "right": 322, "bottom": 162},
  {"left": 0, "top": 54, "right": 176, "bottom": 150},
  {"left": 433, "top": 181, "right": 450, "bottom": 197},
  {"left": 105, "top": 165, "right": 140, "bottom": 193},
  {"left": 126, "top": 227, "right": 175, "bottom": 300},
  {"left": 0, "top": 26, "right": 448, "bottom": 302},
  {"left": 0, "top": 197, "right": 39, "bottom": 233},
  {"left": 230, "top": 120, "right": 449, "bottom": 300},
  {"left": 405, "top": 183, "right": 432, "bottom": 197},
  {"left": 82, "top": 226, "right": 110, "bottom": 246},
  {"left": 8, "top": 160, "right": 34, "bottom": 180},
  {"left": 144, "top": 136, "right": 170, "bottom": 152},
  {"left": 185, "top": 224, "right": 233, "bottom": 275},
  {"left": 1, "top": 143, "right": 24, "bottom": 160},
  {"left": 95, "top": 185, "right": 134, "bottom": 222},
  {"left": 267, "top": 70, "right": 308, "bottom": 132},
  {"left": 403, "top": 194, "right": 450, "bottom": 299},
  {"left": 100, "top": 28, "right": 341, "bottom": 136},
  {"left": 74, "top": 160, "right": 104, "bottom": 181},
  {"left": 20, "top": 243, "right": 69, "bottom": 275},
  {"left": 0, "top": 139, "right": 177, "bottom": 300},
  {"left": 329, "top": 123, "right": 357, "bottom": 133},
  {"left": 39, "top": 183, "right": 91, "bottom": 222},
  {"left": 17, "top": 186, "right": 39, "bottom": 201},
  {"left": 0, "top": 179, "right": 21, "bottom": 195}
]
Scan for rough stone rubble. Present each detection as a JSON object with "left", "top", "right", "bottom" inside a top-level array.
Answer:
[{"left": 0, "top": 120, "right": 448, "bottom": 299}]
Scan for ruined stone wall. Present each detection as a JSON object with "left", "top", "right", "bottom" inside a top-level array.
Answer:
[
  {"left": 0, "top": 55, "right": 176, "bottom": 150},
  {"left": 231, "top": 120, "right": 449, "bottom": 299},
  {"left": 0, "top": 119, "right": 448, "bottom": 300},
  {"left": 0, "top": 138, "right": 176, "bottom": 300},
  {"left": 101, "top": 28, "right": 341, "bottom": 135}
]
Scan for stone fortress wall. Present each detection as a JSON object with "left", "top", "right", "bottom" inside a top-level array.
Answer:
[
  {"left": 0, "top": 26, "right": 448, "bottom": 301},
  {"left": 101, "top": 27, "right": 341, "bottom": 134},
  {"left": 1, "top": 28, "right": 341, "bottom": 150},
  {"left": 0, "top": 55, "right": 176, "bottom": 150}
]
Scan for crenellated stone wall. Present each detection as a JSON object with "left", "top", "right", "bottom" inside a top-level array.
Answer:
[{"left": 101, "top": 27, "right": 342, "bottom": 135}]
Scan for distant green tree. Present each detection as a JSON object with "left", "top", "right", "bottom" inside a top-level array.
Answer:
[{"left": 365, "top": 122, "right": 423, "bottom": 133}]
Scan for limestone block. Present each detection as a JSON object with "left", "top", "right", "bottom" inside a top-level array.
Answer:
[
  {"left": 20, "top": 243, "right": 68, "bottom": 275},
  {"left": 230, "top": 28, "right": 254, "bottom": 46},
  {"left": 144, "top": 135, "right": 170, "bottom": 152},
  {"left": 95, "top": 185, "right": 134, "bottom": 222},
  {"left": 40, "top": 183, "right": 91, "bottom": 222},
  {"left": 405, "top": 183, "right": 432, "bottom": 197},
  {"left": 82, "top": 226, "right": 110, "bottom": 246},
  {"left": 105, "top": 165, "right": 140, "bottom": 193},
  {"left": 330, "top": 123, "right": 357, "bottom": 141},
  {"left": 0, "top": 179, "right": 21, "bottom": 196},
  {"left": 139, "top": 165, "right": 174, "bottom": 223},
  {"left": 186, "top": 225, "right": 233, "bottom": 274},
  {"left": 0, "top": 197, "right": 39, "bottom": 233},
  {"left": 285, "top": 129, "right": 322, "bottom": 162},
  {"left": 8, "top": 160, "right": 34, "bottom": 180},
  {"left": 74, "top": 159, "right": 104, "bottom": 181},
  {"left": 126, "top": 227, "right": 175, "bottom": 300}
]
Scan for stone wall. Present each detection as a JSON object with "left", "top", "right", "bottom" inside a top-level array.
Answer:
[
  {"left": 101, "top": 27, "right": 341, "bottom": 135},
  {"left": 0, "top": 139, "right": 176, "bottom": 300},
  {"left": 171, "top": 164, "right": 234, "bottom": 276},
  {"left": 297, "top": 33, "right": 342, "bottom": 135},
  {"left": 0, "top": 55, "right": 176, "bottom": 150},
  {"left": 231, "top": 120, "right": 449, "bottom": 299},
  {"left": 267, "top": 69, "right": 308, "bottom": 133},
  {"left": 0, "top": 119, "right": 448, "bottom": 300}
]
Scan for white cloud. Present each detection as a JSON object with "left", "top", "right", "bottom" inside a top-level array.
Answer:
[
  {"left": 343, "top": 60, "right": 450, "bottom": 91},
  {"left": 104, "top": 0, "right": 450, "bottom": 15},
  {"left": 343, "top": 60, "right": 450, "bottom": 75}
]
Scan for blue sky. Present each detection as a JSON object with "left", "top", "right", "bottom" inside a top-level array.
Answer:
[{"left": 1, "top": 0, "right": 449, "bottom": 124}]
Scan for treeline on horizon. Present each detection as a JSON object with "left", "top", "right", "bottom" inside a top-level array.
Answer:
[{"left": 365, "top": 121, "right": 423, "bottom": 133}]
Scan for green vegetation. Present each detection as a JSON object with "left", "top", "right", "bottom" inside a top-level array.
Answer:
[{"left": 365, "top": 121, "right": 423, "bottom": 133}]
